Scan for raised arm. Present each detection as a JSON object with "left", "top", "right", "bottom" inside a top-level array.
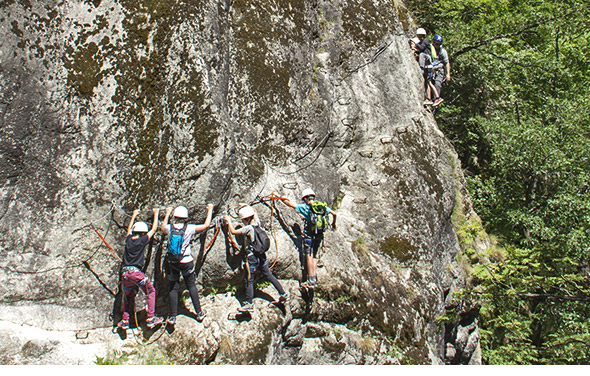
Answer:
[
  {"left": 330, "top": 210, "right": 337, "bottom": 230},
  {"left": 271, "top": 190, "right": 297, "bottom": 209},
  {"left": 127, "top": 209, "right": 140, "bottom": 236},
  {"left": 147, "top": 208, "right": 160, "bottom": 239},
  {"left": 223, "top": 215, "right": 244, "bottom": 236},
  {"left": 194, "top": 204, "right": 214, "bottom": 233},
  {"left": 161, "top": 207, "right": 173, "bottom": 234},
  {"left": 272, "top": 190, "right": 306, "bottom": 222}
]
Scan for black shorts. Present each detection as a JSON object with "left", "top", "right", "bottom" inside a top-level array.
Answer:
[{"left": 303, "top": 233, "right": 324, "bottom": 257}]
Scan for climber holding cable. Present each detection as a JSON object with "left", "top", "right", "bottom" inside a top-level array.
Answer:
[
  {"left": 118, "top": 208, "right": 163, "bottom": 330},
  {"left": 161, "top": 204, "right": 213, "bottom": 326},
  {"left": 224, "top": 205, "right": 288, "bottom": 313},
  {"left": 272, "top": 189, "right": 337, "bottom": 289}
]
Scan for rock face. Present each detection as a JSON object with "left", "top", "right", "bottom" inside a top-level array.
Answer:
[{"left": 0, "top": 0, "right": 481, "bottom": 365}]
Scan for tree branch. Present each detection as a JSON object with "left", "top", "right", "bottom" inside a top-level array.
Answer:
[
  {"left": 517, "top": 293, "right": 590, "bottom": 302},
  {"left": 538, "top": 338, "right": 590, "bottom": 350},
  {"left": 454, "top": 7, "right": 588, "bottom": 58}
]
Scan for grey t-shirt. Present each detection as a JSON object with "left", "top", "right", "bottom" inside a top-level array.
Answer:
[
  {"left": 164, "top": 223, "right": 199, "bottom": 263},
  {"left": 434, "top": 46, "right": 449, "bottom": 69},
  {"left": 240, "top": 216, "right": 260, "bottom": 256},
  {"left": 241, "top": 224, "right": 256, "bottom": 251}
]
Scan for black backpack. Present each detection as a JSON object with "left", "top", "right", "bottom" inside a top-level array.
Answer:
[{"left": 251, "top": 226, "right": 270, "bottom": 256}]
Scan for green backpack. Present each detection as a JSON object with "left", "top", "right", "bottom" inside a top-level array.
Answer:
[{"left": 309, "top": 200, "right": 329, "bottom": 234}]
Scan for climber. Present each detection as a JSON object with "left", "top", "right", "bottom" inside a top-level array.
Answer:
[
  {"left": 411, "top": 28, "right": 437, "bottom": 106},
  {"left": 161, "top": 204, "right": 214, "bottom": 325},
  {"left": 118, "top": 208, "right": 163, "bottom": 330},
  {"left": 272, "top": 188, "right": 337, "bottom": 289},
  {"left": 413, "top": 28, "right": 432, "bottom": 79},
  {"left": 428, "top": 34, "right": 451, "bottom": 106},
  {"left": 223, "top": 205, "right": 287, "bottom": 313}
]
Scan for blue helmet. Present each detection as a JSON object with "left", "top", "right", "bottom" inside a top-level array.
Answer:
[{"left": 433, "top": 35, "right": 443, "bottom": 44}]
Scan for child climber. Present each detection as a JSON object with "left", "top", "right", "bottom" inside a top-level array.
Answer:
[
  {"left": 161, "top": 204, "right": 213, "bottom": 325},
  {"left": 272, "top": 189, "right": 337, "bottom": 289},
  {"left": 224, "top": 205, "right": 287, "bottom": 313},
  {"left": 118, "top": 208, "right": 163, "bottom": 330}
]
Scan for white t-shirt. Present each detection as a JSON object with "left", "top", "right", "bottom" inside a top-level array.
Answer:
[{"left": 164, "top": 223, "right": 199, "bottom": 263}]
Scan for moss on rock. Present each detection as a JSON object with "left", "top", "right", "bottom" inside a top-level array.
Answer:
[{"left": 380, "top": 234, "right": 417, "bottom": 262}]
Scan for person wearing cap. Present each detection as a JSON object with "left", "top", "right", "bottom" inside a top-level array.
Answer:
[
  {"left": 118, "top": 208, "right": 163, "bottom": 330},
  {"left": 224, "top": 205, "right": 287, "bottom": 313},
  {"left": 272, "top": 188, "right": 337, "bottom": 289},
  {"left": 414, "top": 28, "right": 432, "bottom": 75},
  {"left": 161, "top": 204, "right": 214, "bottom": 325}
]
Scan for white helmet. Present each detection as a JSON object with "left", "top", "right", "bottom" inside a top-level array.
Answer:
[
  {"left": 301, "top": 188, "right": 316, "bottom": 200},
  {"left": 238, "top": 205, "right": 255, "bottom": 220},
  {"left": 173, "top": 206, "right": 188, "bottom": 218},
  {"left": 416, "top": 28, "right": 426, "bottom": 36},
  {"left": 132, "top": 221, "right": 149, "bottom": 233}
]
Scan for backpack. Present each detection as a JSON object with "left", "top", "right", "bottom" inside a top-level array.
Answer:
[
  {"left": 251, "top": 226, "right": 270, "bottom": 256},
  {"left": 167, "top": 223, "right": 187, "bottom": 263},
  {"left": 309, "top": 200, "right": 329, "bottom": 234}
]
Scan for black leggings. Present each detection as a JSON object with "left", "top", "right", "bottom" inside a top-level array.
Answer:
[
  {"left": 245, "top": 255, "right": 285, "bottom": 304},
  {"left": 168, "top": 261, "right": 202, "bottom": 317}
]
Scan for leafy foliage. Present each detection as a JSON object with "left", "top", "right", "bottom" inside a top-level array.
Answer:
[
  {"left": 408, "top": 0, "right": 590, "bottom": 364},
  {"left": 95, "top": 345, "right": 172, "bottom": 365}
]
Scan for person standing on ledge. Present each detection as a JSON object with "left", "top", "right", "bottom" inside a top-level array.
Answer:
[
  {"left": 161, "top": 204, "right": 213, "bottom": 325},
  {"left": 118, "top": 208, "right": 163, "bottom": 330},
  {"left": 272, "top": 188, "right": 337, "bottom": 289},
  {"left": 224, "top": 205, "right": 287, "bottom": 313}
]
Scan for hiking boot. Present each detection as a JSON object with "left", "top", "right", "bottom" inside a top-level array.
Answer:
[
  {"left": 238, "top": 303, "right": 254, "bottom": 313},
  {"left": 167, "top": 316, "right": 176, "bottom": 326},
  {"left": 196, "top": 312, "right": 206, "bottom": 322},
  {"left": 279, "top": 293, "right": 288, "bottom": 303},
  {"left": 433, "top": 97, "right": 444, "bottom": 106},
  {"left": 423, "top": 99, "right": 434, "bottom": 105},
  {"left": 117, "top": 319, "right": 129, "bottom": 330},
  {"left": 308, "top": 275, "right": 318, "bottom": 287},
  {"left": 146, "top": 316, "right": 163, "bottom": 329}
]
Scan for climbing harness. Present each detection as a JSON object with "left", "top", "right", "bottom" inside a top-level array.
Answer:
[{"left": 119, "top": 269, "right": 168, "bottom": 345}]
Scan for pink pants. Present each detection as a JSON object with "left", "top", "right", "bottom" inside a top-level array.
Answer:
[{"left": 122, "top": 270, "right": 156, "bottom": 320}]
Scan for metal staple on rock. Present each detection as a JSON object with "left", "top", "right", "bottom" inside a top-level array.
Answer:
[{"left": 266, "top": 76, "right": 337, "bottom": 176}]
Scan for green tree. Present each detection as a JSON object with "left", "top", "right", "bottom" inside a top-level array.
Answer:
[{"left": 408, "top": 0, "right": 590, "bottom": 364}]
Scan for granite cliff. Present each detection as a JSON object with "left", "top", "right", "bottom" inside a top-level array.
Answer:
[{"left": 0, "top": 0, "right": 482, "bottom": 364}]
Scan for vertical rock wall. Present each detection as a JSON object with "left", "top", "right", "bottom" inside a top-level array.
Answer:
[{"left": 0, "top": 0, "right": 481, "bottom": 364}]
